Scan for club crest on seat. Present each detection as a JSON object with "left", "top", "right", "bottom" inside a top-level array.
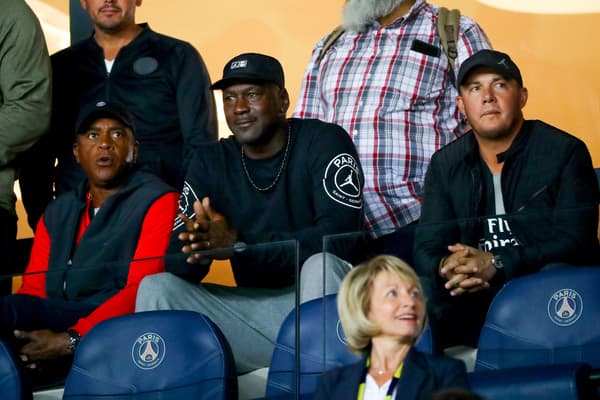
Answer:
[
  {"left": 547, "top": 289, "right": 583, "bottom": 327},
  {"left": 132, "top": 332, "right": 166, "bottom": 370}
]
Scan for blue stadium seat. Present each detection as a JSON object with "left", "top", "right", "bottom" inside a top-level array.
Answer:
[
  {"left": 265, "top": 294, "right": 432, "bottom": 398},
  {"left": 62, "top": 310, "right": 237, "bottom": 400},
  {"left": 0, "top": 339, "right": 23, "bottom": 400},
  {"left": 469, "top": 267, "right": 600, "bottom": 400},
  {"left": 470, "top": 363, "right": 592, "bottom": 400}
]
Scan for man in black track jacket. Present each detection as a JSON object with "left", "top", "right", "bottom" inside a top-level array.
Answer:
[{"left": 18, "top": 0, "right": 216, "bottom": 230}]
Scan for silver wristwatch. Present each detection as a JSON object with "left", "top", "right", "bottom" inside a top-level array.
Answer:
[
  {"left": 233, "top": 241, "right": 247, "bottom": 253},
  {"left": 490, "top": 254, "right": 504, "bottom": 270},
  {"left": 67, "top": 329, "right": 81, "bottom": 351}
]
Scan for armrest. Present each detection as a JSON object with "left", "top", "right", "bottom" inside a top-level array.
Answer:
[{"left": 469, "top": 363, "right": 594, "bottom": 400}]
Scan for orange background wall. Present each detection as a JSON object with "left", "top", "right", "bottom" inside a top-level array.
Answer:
[
  {"left": 133, "top": 0, "right": 600, "bottom": 165},
  {"left": 21, "top": 1, "right": 600, "bottom": 233},
  {"left": 40, "top": 0, "right": 600, "bottom": 162},
  {"left": 22, "top": 1, "right": 600, "bottom": 285}
]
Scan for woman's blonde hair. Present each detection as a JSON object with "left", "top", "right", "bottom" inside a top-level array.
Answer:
[{"left": 337, "top": 255, "right": 426, "bottom": 354}]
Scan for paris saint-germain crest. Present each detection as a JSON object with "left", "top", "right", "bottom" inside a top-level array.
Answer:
[
  {"left": 547, "top": 289, "right": 583, "bottom": 327},
  {"left": 132, "top": 332, "right": 166, "bottom": 370},
  {"left": 323, "top": 153, "right": 363, "bottom": 209}
]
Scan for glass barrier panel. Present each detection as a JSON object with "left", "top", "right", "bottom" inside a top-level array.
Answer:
[
  {"left": 3, "top": 239, "right": 299, "bottom": 399},
  {"left": 314, "top": 204, "right": 600, "bottom": 392}
]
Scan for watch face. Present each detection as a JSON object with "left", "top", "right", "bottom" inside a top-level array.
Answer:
[
  {"left": 492, "top": 256, "right": 504, "bottom": 269},
  {"left": 233, "top": 241, "right": 247, "bottom": 253},
  {"left": 68, "top": 330, "right": 81, "bottom": 349}
]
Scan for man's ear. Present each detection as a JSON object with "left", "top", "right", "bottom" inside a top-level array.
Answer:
[
  {"left": 280, "top": 88, "right": 290, "bottom": 115},
  {"left": 79, "top": 0, "right": 89, "bottom": 12},
  {"left": 519, "top": 87, "right": 528, "bottom": 109},
  {"left": 73, "top": 142, "right": 81, "bottom": 164},
  {"left": 456, "top": 95, "right": 466, "bottom": 119},
  {"left": 129, "top": 140, "right": 139, "bottom": 164}
]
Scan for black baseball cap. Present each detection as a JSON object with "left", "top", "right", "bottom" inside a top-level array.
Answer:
[
  {"left": 75, "top": 100, "right": 136, "bottom": 137},
  {"left": 211, "top": 52, "right": 285, "bottom": 90},
  {"left": 456, "top": 49, "right": 523, "bottom": 89}
]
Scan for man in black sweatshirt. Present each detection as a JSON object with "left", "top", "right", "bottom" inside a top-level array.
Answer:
[{"left": 136, "top": 53, "right": 365, "bottom": 372}]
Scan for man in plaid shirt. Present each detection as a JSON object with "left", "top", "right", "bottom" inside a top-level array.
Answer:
[{"left": 294, "top": 0, "right": 491, "bottom": 240}]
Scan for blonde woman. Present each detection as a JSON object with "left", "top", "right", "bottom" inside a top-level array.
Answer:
[{"left": 314, "top": 255, "right": 469, "bottom": 400}]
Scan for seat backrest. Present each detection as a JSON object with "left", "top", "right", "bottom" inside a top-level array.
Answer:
[
  {"left": 266, "top": 294, "right": 432, "bottom": 397},
  {"left": 475, "top": 267, "right": 600, "bottom": 372},
  {"left": 0, "top": 339, "right": 22, "bottom": 400},
  {"left": 63, "top": 310, "right": 237, "bottom": 400}
]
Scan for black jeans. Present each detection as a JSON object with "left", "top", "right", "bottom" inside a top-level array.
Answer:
[
  {"left": 423, "top": 263, "right": 576, "bottom": 353},
  {"left": 0, "top": 294, "right": 96, "bottom": 392},
  {"left": 0, "top": 207, "right": 17, "bottom": 296},
  {"left": 419, "top": 272, "right": 500, "bottom": 354}
]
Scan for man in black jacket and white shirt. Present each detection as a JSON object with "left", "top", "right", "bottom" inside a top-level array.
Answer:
[
  {"left": 414, "top": 50, "right": 600, "bottom": 350},
  {"left": 19, "top": 0, "right": 217, "bottom": 230}
]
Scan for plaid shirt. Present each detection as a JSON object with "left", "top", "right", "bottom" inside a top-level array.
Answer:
[{"left": 293, "top": 0, "right": 491, "bottom": 236}]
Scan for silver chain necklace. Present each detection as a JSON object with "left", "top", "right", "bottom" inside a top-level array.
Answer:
[{"left": 241, "top": 123, "right": 291, "bottom": 192}]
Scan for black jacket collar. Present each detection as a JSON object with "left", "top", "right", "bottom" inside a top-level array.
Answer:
[{"left": 463, "top": 119, "right": 533, "bottom": 165}]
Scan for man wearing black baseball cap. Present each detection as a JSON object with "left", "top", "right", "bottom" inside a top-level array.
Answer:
[
  {"left": 74, "top": 100, "right": 136, "bottom": 137},
  {"left": 1, "top": 100, "right": 178, "bottom": 391},
  {"left": 455, "top": 49, "right": 523, "bottom": 89},
  {"left": 210, "top": 52, "right": 285, "bottom": 90},
  {"left": 415, "top": 49, "right": 600, "bottom": 350},
  {"left": 137, "top": 52, "right": 365, "bottom": 373}
]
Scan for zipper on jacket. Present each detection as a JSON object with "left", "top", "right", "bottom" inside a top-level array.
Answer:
[
  {"left": 470, "top": 167, "right": 482, "bottom": 213},
  {"left": 516, "top": 185, "right": 548, "bottom": 212},
  {"left": 105, "top": 67, "right": 111, "bottom": 100},
  {"left": 62, "top": 259, "right": 72, "bottom": 299}
]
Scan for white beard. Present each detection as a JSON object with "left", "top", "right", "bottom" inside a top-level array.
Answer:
[{"left": 342, "top": 0, "right": 408, "bottom": 32}]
